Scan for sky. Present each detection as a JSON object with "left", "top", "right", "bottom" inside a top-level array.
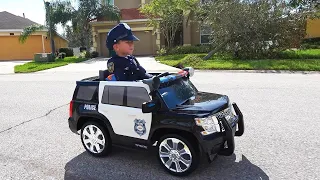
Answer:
[{"left": 0, "top": 0, "right": 76, "bottom": 35}]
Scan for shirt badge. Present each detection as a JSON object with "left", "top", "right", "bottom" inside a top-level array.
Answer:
[{"left": 107, "top": 62, "right": 114, "bottom": 73}]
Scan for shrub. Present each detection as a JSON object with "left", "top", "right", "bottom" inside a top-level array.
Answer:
[
  {"left": 156, "top": 48, "right": 167, "bottom": 56},
  {"left": 58, "top": 52, "right": 66, "bottom": 59},
  {"left": 80, "top": 47, "right": 87, "bottom": 52},
  {"left": 79, "top": 51, "right": 86, "bottom": 58},
  {"left": 59, "top": 48, "right": 74, "bottom": 57},
  {"left": 181, "top": 54, "right": 204, "bottom": 67},
  {"left": 167, "top": 45, "right": 211, "bottom": 55},
  {"left": 91, "top": 51, "right": 99, "bottom": 58},
  {"left": 275, "top": 49, "right": 320, "bottom": 59},
  {"left": 300, "top": 38, "right": 320, "bottom": 49},
  {"left": 301, "top": 44, "right": 320, "bottom": 49},
  {"left": 301, "top": 37, "right": 320, "bottom": 45},
  {"left": 85, "top": 51, "right": 91, "bottom": 58}
]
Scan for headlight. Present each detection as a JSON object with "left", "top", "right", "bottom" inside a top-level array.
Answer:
[
  {"left": 195, "top": 116, "right": 221, "bottom": 135},
  {"left": 230, "top": 105, "right": 236, "bottom": 116}
]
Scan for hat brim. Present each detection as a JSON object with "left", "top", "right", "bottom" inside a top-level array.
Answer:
[{"left": 121, "top": 34, "right": 139, "bottom": 41}]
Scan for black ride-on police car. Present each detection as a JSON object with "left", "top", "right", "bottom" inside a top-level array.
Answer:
[{"left": 68, "top": 67, "right": 244, "bottom": 176}]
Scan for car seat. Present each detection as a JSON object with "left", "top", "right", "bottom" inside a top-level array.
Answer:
[
  {"left": 99, "top": 70, "right": 110, "bottom": 80},
  {"left": 99, "top": 70, "right": 117, "bottom": 81}
]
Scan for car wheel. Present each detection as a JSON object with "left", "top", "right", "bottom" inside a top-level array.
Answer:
[
  {"left": 80, "top": 121, "right": 112, "bottom": 157},
  {"left": 157, "top": 134, "right": 199, "bottom": 176}
]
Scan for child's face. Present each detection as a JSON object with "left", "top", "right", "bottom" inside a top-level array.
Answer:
[{"left": 113, "top": 40, "right": 134, "bottom": 56}]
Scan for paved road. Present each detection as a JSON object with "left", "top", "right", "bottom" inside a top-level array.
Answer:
[{"left": 0, "top": 70, "right": 319, "bottom": 180}]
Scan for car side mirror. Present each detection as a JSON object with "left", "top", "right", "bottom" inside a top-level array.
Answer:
[{"left": 142, "top": 101, "right": 157, "bottom": 113}]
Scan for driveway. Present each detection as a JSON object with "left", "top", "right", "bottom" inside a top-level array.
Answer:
[
  {"left": 38, "top": 57, "right": 180, "bottom": 73},
  {"left": 0, "top": 60, "right": 31, "bottom": 74}
]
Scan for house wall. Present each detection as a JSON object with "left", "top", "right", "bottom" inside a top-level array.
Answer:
[
  {"left": 0, "top": 34, "right": 68, "bottom": 61},
  {"left": 115, "top": 0, "right": 141, "bottom": 9},
  {"left": 92, "top": 21, "right": 159, "bottom": 57},
  {"left": 191, "top": 22, "right": 200, "bottom": 45},
  {"left": 183, "top": 17, "right": 192, "bottom": 46},
  {"left": 306, "top": 18, "right": 320, "bottom": 39},
  {"left": 0, "top": 35, "right": 47, "bottom": 60},
  {"left": 54, "top": 36, "right": 68, "bottom": 50}
]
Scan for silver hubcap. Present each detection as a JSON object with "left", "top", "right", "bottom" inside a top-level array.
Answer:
[
  {"left": 82, "top": 125, "right": 105, "bottom": 154},
  {"left": 159, "top": 138, "right": 192, "bottom": 173}
]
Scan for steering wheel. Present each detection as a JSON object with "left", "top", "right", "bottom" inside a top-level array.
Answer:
[{"left": 156, "top": 72, "right": 169, "bottom": 78}]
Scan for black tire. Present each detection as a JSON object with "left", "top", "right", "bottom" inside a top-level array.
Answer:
[
  {"left": 80, "top": 121, "right": 112, "bottom": 157},
  {"left": 157, "top": 134, "right": 199, "bottom": 176}
]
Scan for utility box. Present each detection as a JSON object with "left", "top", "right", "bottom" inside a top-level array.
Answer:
[{"left": 34, "top": 53, "right": 54, "bottom": 62}]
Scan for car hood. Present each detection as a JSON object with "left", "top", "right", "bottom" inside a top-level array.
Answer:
[{"left": 172, "top": 92, "right": 229, "bottom": 115}]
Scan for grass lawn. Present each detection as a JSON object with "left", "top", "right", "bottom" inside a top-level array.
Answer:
[
  {"left": 14, "top": 56, "right": 87, "bottom": 73},
  {"left": 156, "top": 49, "right": 320, "bottom": 71}
]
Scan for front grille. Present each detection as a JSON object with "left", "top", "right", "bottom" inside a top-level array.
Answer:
[{"left": 216, "top": 107, "right": 233, "bottom": 120}]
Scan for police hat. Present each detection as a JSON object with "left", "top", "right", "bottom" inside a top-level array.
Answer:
[{"left": 106, "top": 23, "right": 140, "bottom": 50}]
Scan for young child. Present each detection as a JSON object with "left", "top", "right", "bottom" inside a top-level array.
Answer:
[{"left": 106, "top": 23, "right": 153, "bottom": 81}]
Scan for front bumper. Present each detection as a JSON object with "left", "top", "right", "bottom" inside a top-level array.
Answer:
[{"left": 198, "top": 103, "right": 244, "bottom": 161}]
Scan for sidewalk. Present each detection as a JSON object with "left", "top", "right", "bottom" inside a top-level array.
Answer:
[
  {"left": 0, "top": 60, "right": 31, "bottom": 74},
  {"left": 38, "top": 57, "right": 180, "bottom": 73}
]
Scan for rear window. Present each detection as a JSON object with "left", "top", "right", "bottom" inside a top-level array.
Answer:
[{"left": 76, "top": 86, "right": 97, "bottom": 101}]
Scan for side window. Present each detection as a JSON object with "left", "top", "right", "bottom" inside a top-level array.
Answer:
[
  {"left": 76, "top": 86, "right": 97, "bottom": 101},
  {"left": 101, "top": 86, "right": 109, "bottom": 104},
  {"left": 127, "top": 87, "right": 150, "bottom": 108},
  {"left": 102, "top": 86, "right": 125, "bottom": 106}
]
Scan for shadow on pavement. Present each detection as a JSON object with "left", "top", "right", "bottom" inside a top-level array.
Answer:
[
  {"left": 64, "top": 146, "right": 269, "bottom": 180},
  {"left": 82, "top": 58, "right": 108, "bottom": 64}
]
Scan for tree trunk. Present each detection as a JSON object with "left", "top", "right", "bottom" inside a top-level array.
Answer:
[{"left": 203, "top": 39, "right": 230, "bottom": 60}]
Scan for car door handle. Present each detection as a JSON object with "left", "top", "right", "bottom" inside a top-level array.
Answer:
[{"left": 128, "top": 114, "right": 136, "bottom": 117}]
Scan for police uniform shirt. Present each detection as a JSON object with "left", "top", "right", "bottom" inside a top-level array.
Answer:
[{"left": 107, "top": 55, "right": 152, "bottom": 81}]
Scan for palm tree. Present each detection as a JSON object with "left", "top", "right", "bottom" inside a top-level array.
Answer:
[
  {"left": 19, "top": 0, "right": 120, "bottom": 59},
  {"left": 19, "top": 0, "right": 73, "bottom": 59}
]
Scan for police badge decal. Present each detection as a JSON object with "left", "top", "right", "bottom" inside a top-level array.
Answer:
[
  {"left": 134, "top": 119, "right": 146, "bottom": 136},
  {"left": 107, "top": 62, "right": 114, "bottom": 73}
]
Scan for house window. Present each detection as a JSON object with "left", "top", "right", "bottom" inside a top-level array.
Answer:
[
  {"left": 10, "top": 33, "right": 14, "bottom": 35},
  {"left": 200, "top": 25, "right": 212, "bottom": 44},
  {"left": 103, "top": 0, "right": 114, "bottom": 5}
]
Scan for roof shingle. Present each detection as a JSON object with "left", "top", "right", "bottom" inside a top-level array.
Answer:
[
  {"left": 120, "top": 8, "right": 147, "bottom": 20},
  {"left": 0, "top": 11, "right": 40, "bottom": 30}
]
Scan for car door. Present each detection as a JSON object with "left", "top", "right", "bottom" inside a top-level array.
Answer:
[
  {"left": 98, "top": 82, "right": 152, "bottom": 140},
  {"left": 124, "top": 86, "right": 152, "bottom": 140}
]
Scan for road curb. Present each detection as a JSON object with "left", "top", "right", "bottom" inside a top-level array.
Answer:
[{"left": 193, "top": 69, "right": 320, "bottom": 74}]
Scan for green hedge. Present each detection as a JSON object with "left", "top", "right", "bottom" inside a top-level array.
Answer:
[
  {"left": 91, "top": 51, "right": 99, "bottom": 58},
  {"left": 276, "top": 49, "right": 320, "bottom": 59},
  {"left": 157, "top": 45, "right": 211, "bottom": 55},
  {"left": 59, "top": 48, "right": 74, "bottom": 57},
  {"left": 156, "top": 54, "right": 320, "bottom": 71},
  {"left": 300, "top": 37, "right": 320, "bottom": 49}
]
